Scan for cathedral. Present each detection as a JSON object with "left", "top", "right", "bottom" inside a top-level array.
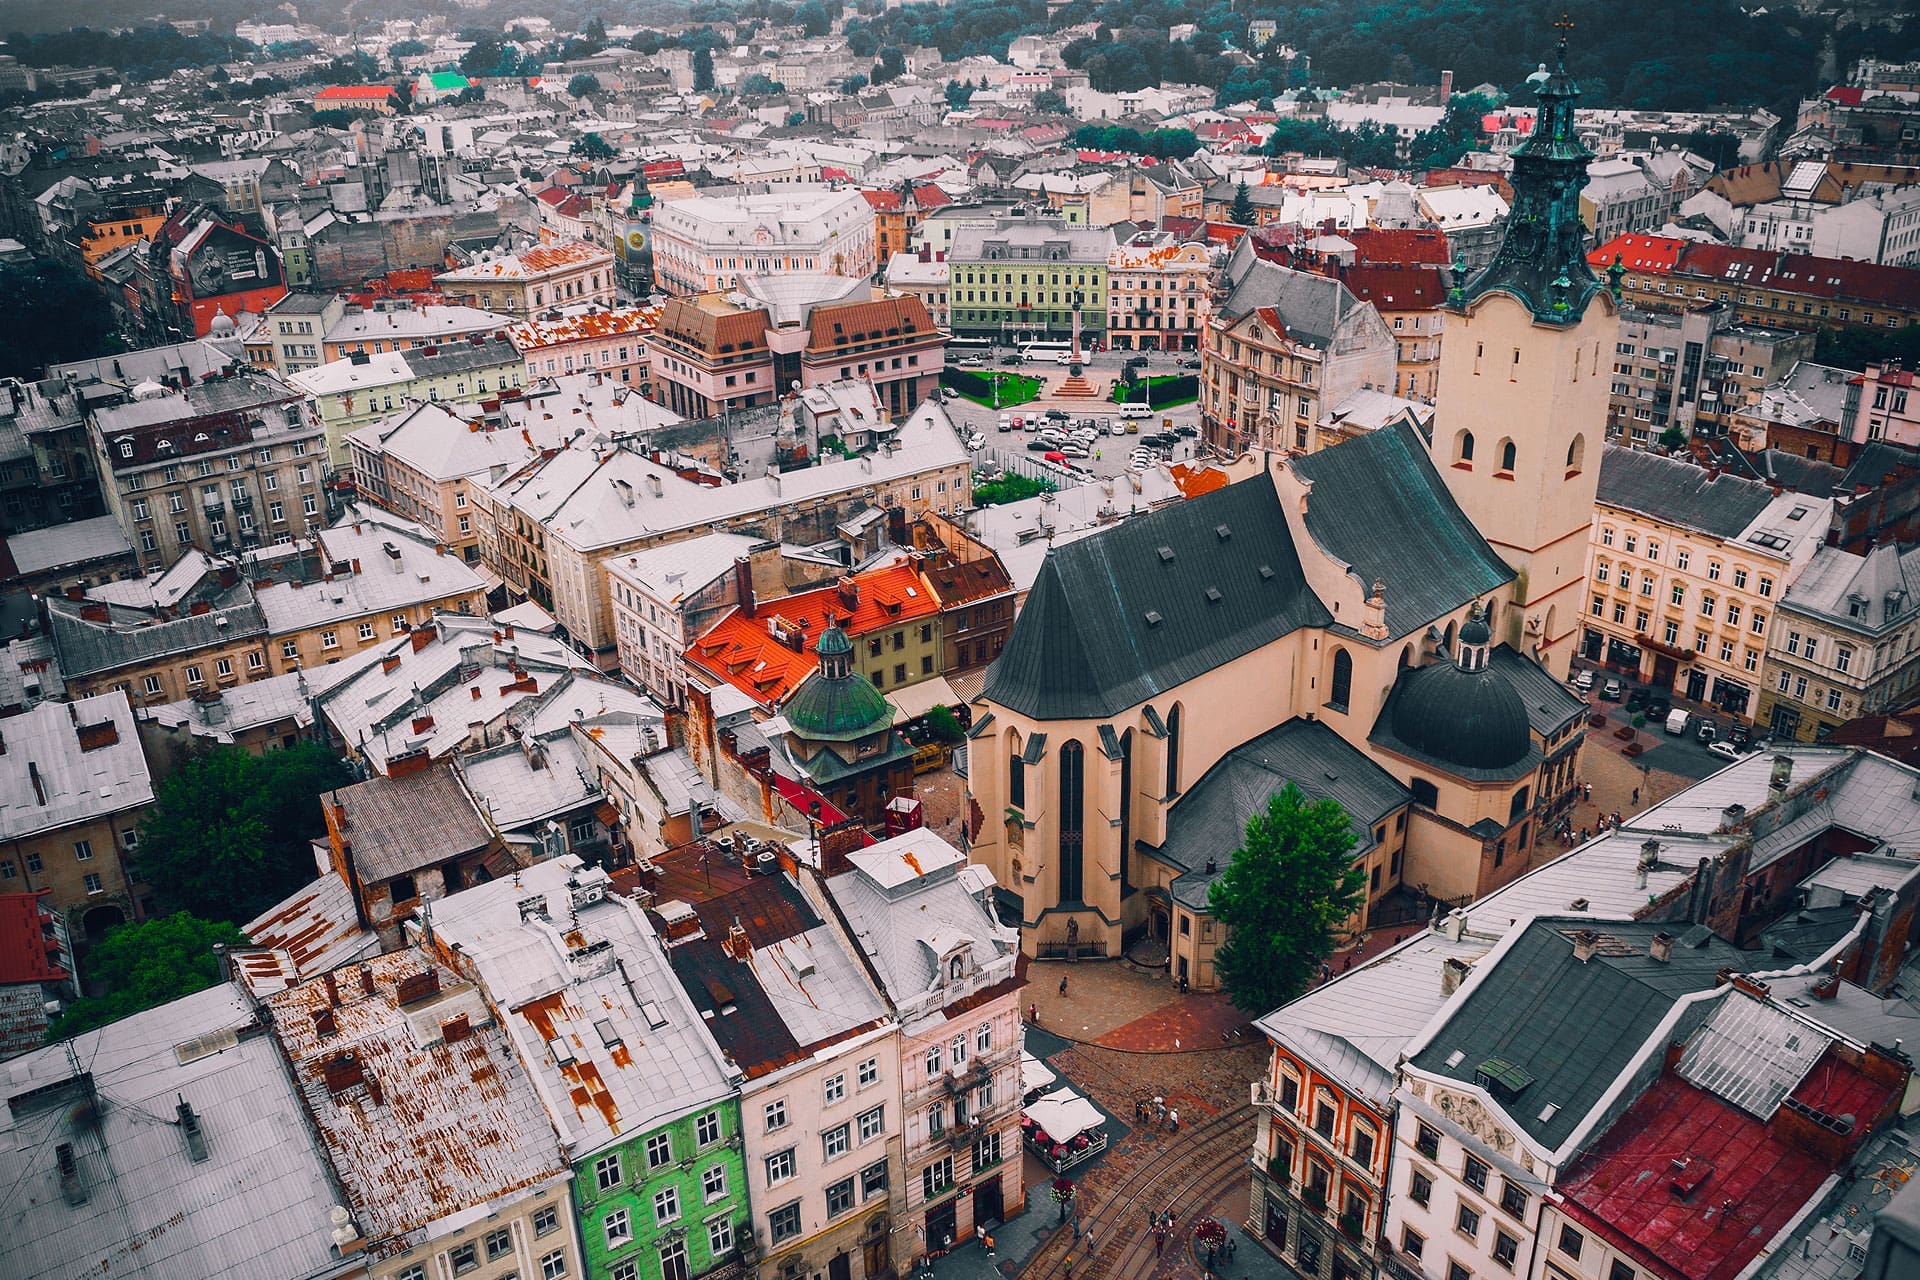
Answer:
[{"left": 964, "top": 52, "right": 1619, "bottom": 990}]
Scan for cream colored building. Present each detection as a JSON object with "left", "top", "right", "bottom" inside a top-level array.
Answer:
[
  {"left": 289, "top": 335, "right": 525, "bottom": 470},
  {"left": 434, "top": 239, "right": 617, "bottom": 317},
  {"left": 1106, "top": 234, "right": 1212, "bottom": 352},
  {"left": 1582, "top": 448, "right": 1830, "bottom": 722},
  {"left": 1755, "top": 541, "right": 1920, "bottom": 741}
]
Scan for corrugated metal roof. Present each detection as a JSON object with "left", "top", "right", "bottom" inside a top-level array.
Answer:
[{"left": 1677, "top": 992, "right": 1832, "bottom": 1119}]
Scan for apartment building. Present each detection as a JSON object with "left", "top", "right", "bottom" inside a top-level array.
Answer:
[
  {"left": 1604, "top": 304, "right": 1814, "bottom": 446},
  {"left": 322, "top": 299, "right": 513, "bottom": 363},
  {"left": 650, "top": 184, "right": 878, "bottom": 296},
  {"left": 1105, "top": 233, "right": 1212, "bottom": 352},
  {"left": 435, "top": 238, "right": 617, "bottom": 317},
  {"left": 825, "top": 829, "right": 1024, "bottom": 1266},
  {"left": 946, "top": 213, "right": 1116, "bottom": 344},
  {"left": 1201, "top": 239, "right": 1396, "bottom": 455},
  {"left": 0, "top": 692, "right": 153, "bottom": 940},
  {"left": 86, "top": 370, "right": 329, "bottom": 569},
  {"left": 259, "top": 292, "right": 346, "bottom": 374},
  {"left": 1339, "top": 266, "right": 1445, "bottom": 402},
  {"left": 605, "top": 532, "right": 768, "bottom": 708},
  {"left": 1584, "top": 447, "right": 1832, "bottom": 720},
  {"left": 864, "top": 183, "right": 955, "bottom": 262},
  {"left": 1756, "top": 541, "right": 1920, "bottom": 741},
  {"left": 290, "top": 334, "right": 525, "bottom": 469},
  {"left": 883, "top": 252, "right": 949, "bottom": 330},
  {"left": 482, "top": 398, "right": 970, "bottom": 668},
  {"left": 509, "top": 303, "right": 659, "bottom": 391}
]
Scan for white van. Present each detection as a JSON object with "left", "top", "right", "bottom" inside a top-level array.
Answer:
[
  {"left": 1664, "top": 708, "right": 1690, "bottom": 735},
  {"left": 1117, "top": 402, "right": 1155, "bottom": 419},
  {"left": 998, "top": 413, "right": 1012, "bottom": 432}
]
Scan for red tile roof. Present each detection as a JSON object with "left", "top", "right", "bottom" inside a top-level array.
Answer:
[
  {"left": 1341, "top": 265, "right": 1446, "bottom": 310},
  {"left": 1345, "top": 227, "right": 1452, "bottom": 268},
  {"left": 1558, "top": 1060, "right": 1891, "bottom": 1280},
  {"left": 315, "top": 84, "right": 397, "bottom": 102},
  {"left": 860, "top": 184, "right": 954, "bottom": 213},
  {"left": 1826, "top": 86, "right": 1865, "bottom": 106},
  {"left": 688, "top": 563, "right": 942, "bottom": 707},
  {"left": 0, "top": 892, "right": 66, "bottom": 986},
  {"left": 1588, "top": 233, "right": 1690, "bottom": 274}
]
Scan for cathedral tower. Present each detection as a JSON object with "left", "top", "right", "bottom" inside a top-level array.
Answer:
[{"left": 1432, "top": 41, "right": 1617, "bottom": 680}]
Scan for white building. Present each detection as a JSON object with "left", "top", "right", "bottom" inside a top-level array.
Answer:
[
  {"left": 650, "top": 184, "right": 878, "bottom": 296},
  {"left": 604, "top": 531, "right": 767, "bottom": 707}
]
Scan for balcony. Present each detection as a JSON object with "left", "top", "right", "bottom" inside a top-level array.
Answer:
[
  {"left": 943, "top": 1060, "right": 988, "bottom": 1095},
  {"left": 230, "top": 493, "right": 253, "bottom": 511},
  {"left": 201, "top": 499, "right": 224, "bottom": 516}
]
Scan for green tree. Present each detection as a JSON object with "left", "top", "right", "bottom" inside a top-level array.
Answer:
[
  {"left": 741, "top": 72, "right": 783, "bottom": 94},
  {"left": 585, "top": 15, "right": 608, "bottom": 43},
  {"left": 944, "top": 78, "right": 975, "bottom": 108},
  {"left": 569, "top": 72, "right": 602, "bottom": 98},
  {"left": 572, "top": 131, "right": 615, "bottom": 160},
  {"left": 693, "top": 44, "right": 715, "bottom": 91},
  {"left": 138, "top": 743, "right": 351, "bottom": 924},
  {"left": 460, "top": 36, "right": 504, "bottom": 79},
  {"left": 797, "top": 1, "right": 832, "bottom": 36},
  {"left": 1659, "top": 424, "right": 1689, "bottom": 450},
  {"left": 1209, "top": 783, "right": 1366, "bottom": 1014},
  {"left": 972, "top": 471, "right": 1056, "bottom": 505},
  {"left": 1032, "top": 87, "right": 1067, "bottom": 112},
  {"left": 843, "top": 71, "right": 869, "bottom": 93},
  {"left": 47, "top": 913, "right": 248, "bottom": 1041},
  {"left": 1229, "top": 181, "right": 1255, "bottom": 226}
]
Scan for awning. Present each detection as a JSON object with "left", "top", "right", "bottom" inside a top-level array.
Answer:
[
  {"left": 884, "top": 674, "right": 961, "bottom": 722},
  {"left": 1024, "top": 1087, "right": 1104, "bottom": 1143},
  {"left": 1021, "top": 1051, "right": 1057, "bottom": 1094}
]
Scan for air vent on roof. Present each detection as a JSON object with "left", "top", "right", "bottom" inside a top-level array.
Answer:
[
  {"left": 174, "top": 1028, "right": 240, "bottom": 1065},
  {"left": 1144, "top": 610, "right": 1163, "bottom": 627},
  {"left": 1445, "top": 1049, "right": 1465, "bottom": 1068},
  {"left": 1157, "top": 546, "right": 1175, "bottom": 562},
  {"left": 1537, "top": 1102, "right": 1560, "bottom": 1124},
  {"left": 1205, "top": 587, "right": 1223, "bottom": 604},
  {"left": 641, "top": 1000, "right": 669, "bottom": 1029},
  {"left": 1258, "top": 565, "right": 1275, "bottom": 580}
]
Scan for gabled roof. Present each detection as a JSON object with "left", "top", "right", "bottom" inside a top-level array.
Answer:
[
  {"left": 984, "top": 477, "right": 1330, "bottom": 721},
  {"left": 326, "top": 761, "right": 493, "bottom": 882},
  {"left": 1291, "top": 420, "right": 1515, "bottom": 638},
  {"left": 1596, "top": 446, "right": 1780, "bottom": 540}
]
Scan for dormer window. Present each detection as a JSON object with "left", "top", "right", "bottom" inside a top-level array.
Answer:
[
  {"left": 116, "top": 439, "right": 133, "bottom": 459},
  {"left": 948, "top": 954, "right": 965, "bottom": 982}
]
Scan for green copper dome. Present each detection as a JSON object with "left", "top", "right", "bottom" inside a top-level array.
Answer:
[
  {"left": 1455, "top": 43, "right": 1607, "bottom": 326},
  {"left": 784, "top": 625, "right": 894, "bottom": 742}
]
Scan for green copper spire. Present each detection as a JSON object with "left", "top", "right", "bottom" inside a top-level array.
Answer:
[{"left": 1454, "top": 33, "right": 1605, "bottom": 325}]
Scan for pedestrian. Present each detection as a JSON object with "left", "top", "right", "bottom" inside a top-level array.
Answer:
[
  {"left": 1632, "top": 787, "right": 1640, "bottom": 805},
  {"left": 1064, "top": 1256, "right": 1074, "bottom": 1280},
  {"left": 983, "top": 1234, "right": 995, "bottom": 1258},
  {"left": 944, "top": 1233, "right": 953, "bottom": 1256},
  {"left": 1029, "top": 1002, "right": 1039, "bottom": 1025},
  {"left": 1580, "top": 826, "right": 1590, "bottom": 842},
  {"left": 1153, "top": 1229, "right": 1164, "bottom": 1256},
  {"left": 1584, "top": 781, "right": 1593, "bottom": 801},
  {"left": 1168, "top": 1108, "right": 1179, "bottom": 1132},
  {"left": 1059, "top": 975, "right": 1068, "bottom": 996},
  {"left": 1085, "top": 1227, "right": 1095, "bottom": 1253}
]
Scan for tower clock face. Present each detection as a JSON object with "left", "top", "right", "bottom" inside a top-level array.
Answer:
[{"left": 626, "top": 229, "right": 648, "bottom": 252}]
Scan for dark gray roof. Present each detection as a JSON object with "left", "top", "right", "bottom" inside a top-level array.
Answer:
[
  {"left": 1757, "top": 904, "right": 1857, "bottom": 964},
  {"left": 1292, "top": 421, "right": 1515, "bottom": 638},
  {"left": 405, "top": 337, "right": 516, "bottom": 379},
  {"left": 983, "top": 479, "right": 1331, "bottom": 720},
  {"left": 1486, "top": 645, "right": 1587, "bottom": 738},
  {"left": 1410, "top": 918, "right": 1762, "bottom": 1149},
  {"left": 47, "top": 594, "right": 267, "bottom": 680},
  {"left": 1148, "top": 718, "right": 1410, "bottom": 909},
  {"left": 1703, "top": 440, "right": 1844, "bottom": 499},
  {"left": 328, "top": 762, "right": 493, "bottom": 882},
  {"left": 1219, "top": 248, "right": 1365, "bottom": 347},
  {"left": 1839, "top": 440, "right": 1920, "bottom": 493},
  {"left": 1372, "top": 659, "right": 1540, "bottom": 782},
  {"left": 1596, "top": 445, "right": 1777, "bottom": 538}
]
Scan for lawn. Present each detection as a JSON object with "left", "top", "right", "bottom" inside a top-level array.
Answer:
[
  {"left": 952, "top": 371, "right": 1044, "bottom": 408},
  {"left": 1110, "top": 374, "right": 1197, "bottom": 408}
]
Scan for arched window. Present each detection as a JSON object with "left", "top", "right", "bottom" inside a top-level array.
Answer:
[
  {"left": 1165, "top": 704, "right": 1182, "bottom": 797},
  {"left": 1329, "top": 648, "right": 1353, "bottom": 711},
  {"left": 1566, "top": 433, "right": 1586, "bottom": 475},
  {"left": 1499, "top": 439, "right": 1517, "bottom": 472},
  {"left": 1410, "top": 777, "right": 1439, "bottom": 808},
  {"left": 116, "top": 438, "right": 133, "bottom": 459},
  {"left": 1399, "top": 644, "right": 1414, "bottom": 668},
  {"left": 1058, "top": 740, "right": 1085, "bottom": 903},
  {"left": 1453, "top": 429, "right": 1474, "bottom": 465},
  {"left": 1509, "top": 786, "right": 1531, "bottom": 821},
  {"left": 1007, "top": 729, "right": 1025, "bottom": 808},
  {"left": 1119, "top": 729, "right": 1134, "bottom": 898},
  {"left": 1443, "top": 621, "right": 1456, "bottom": 653}
]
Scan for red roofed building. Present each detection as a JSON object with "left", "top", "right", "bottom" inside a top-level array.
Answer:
[
  {"left": 434, "top": 238, "right": 616, "bottom": 317},
  {"left": 862, "top": 183, "right": 954, "bottom": 261},
  {"left": 1546, "top": 1045, "right": 1897, "bottom": 1280},
  {"left": 1591, "top": 233, "right": 1920, "bottom": 335},
  {"left": 0, "top": 891, "right": 73, "bottom": 1059},
  {"left": 1340, "top": 265, "right": 1447, "bottom": 399},
  {"left": 508, "top": 303, "right": 660, "bottom": 392},
  {"left": 532, "top": 184, "right": 594, "bottom": 244},
  {"left": 1345, "top": 227, "right": 1452, "bottom": 269},
  {"left": 312, "top": 84, "right": 399, "bottom": 114}
]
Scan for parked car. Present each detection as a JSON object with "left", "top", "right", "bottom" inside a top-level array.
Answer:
[
  {"left": 1052, "top": 351, "right": 1074, "bottom": 365},
  {"left": 997, "top": 414, "right": 1013, "bottom": 432},
  {"left": 1025, "top": 438, "right": 1053, "bottom": 452},
  {"left": 1573, "top": 669, "right": 1594, "bottom": 692},
  {"left": 1179, "top": 357, "right": 1202, "bottom": 369},
  {"left": 1647, "top": 697, "right": 1671, "bottom": 721},
  {"left": 1043, "top": 450, "right": 1067, "bottom": 463},
  {"left": 1060, "top": 442, "right": 1091, "bottom": 458},
  {"left": 1106, "top": 419, "right": 1126, "bottom": 436},
  {"left": 1045, "top": 408, "right": 1071, "bottom": 422},
  {"left": 1664, "top": 708, "right": 1690, "bottom": 735},
  {"left": 957, "top": 355, "right": 986, "bottom": 368},
  {"left": 965, "top": 432, "right": 985, "bottom": 451},
  {"left": 1625, "top": 687, "right": 1649, "bottom": 711},
  {"left": 1696, "top": 721, "right": 1718, "bottom": 744},
  {"left": 1601, "top": 677, "right": 1623, "bottom": 701},
  {"left": 1173, "top": 424, "right": 1199, "bottom": 438},
  {"left": 1010, "top": 415, "right": 1025, "bottom": 430},
  {"left": 1728, "top": 724, "right": 1752, "bottom": 748},
  {"left": 1707, "top": 741, "right": 1743, "bottom": 761}
]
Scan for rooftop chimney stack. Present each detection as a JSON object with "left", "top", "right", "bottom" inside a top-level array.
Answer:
[
  {"left": 1649, "top": 931, "right": 1675, "bottom": 963},
  {"left": 1572, "top": 929, "right": 1599, "bottom": 964}
]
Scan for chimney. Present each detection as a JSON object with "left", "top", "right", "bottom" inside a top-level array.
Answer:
[
  {"left": 1440, "top": 69, "right": 1454, "bottom": 101},
  {"left": 1812, "top": 973, "right": 1841, "bottom": 1001},
  {"left": 734, "top": 556, "right": 756, "bottom": 618},
  {"left": 837, "top": 576, "right": 860, "bottom": 609},
  {"left": 1572, "top": 929, "right": 1599, "bottom": 963},
  {"left": 312, "top": 1007, "right": 337, "bottom": 1037},
  {"left": 1770, "top": 754, "right": 1794, "bottom": 796},
  {"left": 56, "top": 1143, "right": 87, "bottom": 1206},
  {"left": 1440, "top": 955, "right": 1472, "bottom": 996},
  {"left": 382, "top": 654, "right": 402, "bottom": 675},
  {"left": 1720, "top": 802, "right": 1746, "bottom": 830},
  {"left": 323, "top": 970, "right": 339, "bottom": 1007},
  {"left": 1649, "top": 931, "right": 1675, "bottom": 963},
  {"left": 79, "top": 603, "right": 109, "bottom": 623},
  {"left": 441, "top": 1013, "right": 472, "bottom": 1043},
  {"left": 358, "top": 965, "right": 375, "bottom": 997},
  {"left": 176, "top": 1097, "right": 209, "bottom": 1162}
]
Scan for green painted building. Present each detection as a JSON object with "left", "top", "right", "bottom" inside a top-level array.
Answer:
[
  {"left": 946, "top": 214, "right": 1116, "bottom": 344},
  {"left": 428, "top": 859, "right": 753, "bottom": 1280}
]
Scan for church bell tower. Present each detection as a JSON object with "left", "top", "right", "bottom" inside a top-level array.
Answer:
[{"left": 1432, "top": 35, "right": 1618, "bottom": 681}]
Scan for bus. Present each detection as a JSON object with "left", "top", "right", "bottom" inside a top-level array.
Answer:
[
  {"left": 947, "top": 336, "right": 993, "bottom": 352},
  {"left": 1018, "top": 341, "right": 1072, "bottom": 360}
]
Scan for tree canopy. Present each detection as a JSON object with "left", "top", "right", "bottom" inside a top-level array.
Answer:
[
  {"left": 137, "top": 743, "right": 351, "bottom": 925},
  {"left": 0, "top": 260, "right": 121, "bottom": 377},
  {"left": 47, "top": 913, "right": 248, "bottom": 1041},
  {"left": 568, "top": 72, "right": 602, "bottom": 98},
  {"left": 1229, "top": 181, "right": 1255, "bottom": 226},
  {"left": 1209, "top": 783, "right": 1367, "bottom": 1014}
]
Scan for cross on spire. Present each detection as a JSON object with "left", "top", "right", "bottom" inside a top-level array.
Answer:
[{"left": 1554, "top": 12, "right": 1575, "bottom": 65}]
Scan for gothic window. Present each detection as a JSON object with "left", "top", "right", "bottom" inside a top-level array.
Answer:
[
  {"left": 1453, "top": 430, "right": 1474, "bottom": 465},
  {"left": 1329, "top": 649, "right": 1353, "bottom": 711},
  {"left": 1164, "top": 704, "right": 1182, "bottom": 797},
  {"left": 1498, "top": 439, "right": 1517, "bottom": 472},
  {"left": 1566, "top": 433, "right": 1586, "bottom": 474},
  {"left": 1058, "top": 741, "right": 1085, "bottom": 903},
  {"left": 1007, "top": 729, "right": 1025, "bottom": 808}
]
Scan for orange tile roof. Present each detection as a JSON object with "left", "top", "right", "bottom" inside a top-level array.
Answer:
[
  {"left": 687, "top": 563, "right": 940, "bottom": 706},
  {"left": 508, "top": 305, "right": 661, "bottom": 349},
  {"left": 315, "top": 84, "right": 397, "bottom": 102},
  {"left": 1588, "top": 233, "right": 1689, "bottom": 274},
  {"left": 1169, "top": 462, "right": 1230, "bottom": 498}
]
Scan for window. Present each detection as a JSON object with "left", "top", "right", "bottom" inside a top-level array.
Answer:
[
  {"left": 923, "top": 1156, "right": 954, "bottom": 1199},
  {"left": 766, "top": 1148, "right": 795, "bottom": 1184},
  {"left": 1493, "top": 1230, "right": 1518, "bottom": 1270},
  {"left": 358, "top": 622, "right": 376, "bottom": 641},
  {"left": 1759, "top": 575, "right": 1774, "bottom": 597},
  {"left": 765, "top": 1099, "right": 788, "bottom": 1131},
  {"left": 660, "top": 1239, "right": 689, "bottom": 1280},
  {"left": 541, "top": 1251, "right": 567, "bottom": 1280},
  {"left": 1401, "top": 1228, "right": 1425, "bottom": 1260},
  {"left": 827, "top": 1176, "right": 857, "bottom": 1217},
  {"left": 770, "top": 1202, "right": 802, "bottom": 1244},
  {"left": 1416, "top": 1122, "right": 1440, "bottom": 1159},
  {"left": 1640, "top": 573, "right": 1654, "bottom": 596},
  {"left": 1609, "top": 1264, "right": 1636, "bottom": 1280},
  {"left": 26, "top": 854, "right": 41, "bottom": 874},
  {"left": 1500, "top": 1181, "right": 1528, "bottom": 1218},
  {"left": 398, "top": 1268, "right": 427, "bottom": 1280},
  {"left": 707, "top": 1217, "right": 735, "bottom": 1256},
  {"left": 925, "top": 1045, "right": 943, "bottom": 1076},
  {"left": 1329, "top": 648, "right": 1352, "bottom": 710},
  {"left": 1700, "top": 594, "right": 1716, "bottom": 618},
  {"left": 1624, "top": 534, "right": 1637, "bottom": 554},
  {"left": 1557, "top": 1225, "right": 1584, "bottom": 1258},
  {"left": 534, "top": 1205, "right": 560, "bottom": 1237},
  {"left": 1671, "top": 584, "right": 1686, "bottom": 607},
  {"left": 858, "top": 1058, "right": 879, "bottom": 1089},
  {"left": 282, "top": 640, "right": 299, "bottom": 659},
  {"left": 1448, "top": 1264, "right": 1471, "bottom": 1280},
  {"left": 951, "top": 1034, "right": 968, "bottom": 1066},
  {"left": 1462, "top": 1154, "right": 1489, "bottom": 1193},
  {"left": 487, "top": 1228, "right": 513, "bottom": 1260},
  {"left": 1409, "top": 1169, "right": 1433, "bottom": 1207},
  {"left": 606, "top": 1207, "right": 633, "bottom": 1248},
  {"left": 1676, "top": 549, "right": 1691, "bottom": 571},
  {"left": 646, "top": 1133, "right": 672, "bottom": 1168},
  {"left": 1314, "top": 1100, "right": 1336, "bottom": 1138},
  {"left": 1457, "top": 1204, "right": 1481, "bottom": 1238},
  {"left": 976, "top": 1023, "right": 993, "bottom": 1054},
  {"left": 824, "top": 1123, "right": 850, "bottom": 1160},
  {"left": 321, "top": 630, "right": 338, "bottom": 650},
  {"left": 824, "top": 1073, "right": 846, "bottom": 1105},
  {"left": 595, "top": 1153, "right": 621, "bottom": 1190},
  {"left": 862, "top": 1159, "right": 889, "bottom": 1200},
  {"left": 653, "top": 1185, "right": 680, "bottom": 1225},
  {"left": 185, "top": 664, "right": 204, "bottom": 686},
  {"left": 859, "top": 1105, "right": 885, "bottom": 1142},
  {"left": 1352, "top": 1127, "right": 1375, "bottom": 1169}
]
